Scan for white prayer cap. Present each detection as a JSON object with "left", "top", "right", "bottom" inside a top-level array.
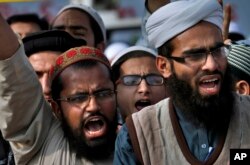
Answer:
[
  {"left": 111, "top": 45, "right": 157, "bottom": 66},
  {"left": 146, "top": 0, "right": 223, "bottom": 48},
  {"left": 53, "top": 4, "right": 106, "bottom": 43},
  {"left": 104, "top": 42, "right": 129, "bottom": 63}
]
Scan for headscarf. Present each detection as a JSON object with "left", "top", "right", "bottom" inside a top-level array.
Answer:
[{"left": 146, "top": 0, "right": 223, "bottom": 48}]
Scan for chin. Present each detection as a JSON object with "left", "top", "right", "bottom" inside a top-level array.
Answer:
[
  {"left": 168, "top": 67, "right": 235, "bottom": 129},
  {"left": 61, "top": 114, "right": 117, "bottom": 159},
  {"left": 83, "top": 133, "right": 108, "bottom": 147}
]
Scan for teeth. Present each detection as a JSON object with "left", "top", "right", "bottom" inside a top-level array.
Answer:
[
  {"left": 137, "top": 100, "right": 149, "bottom": 103},
  {"left": 90, "top": 118, "right": 99, "bottom": 122},
  {"left": 203, "top": 78, "right": 218, "bottom": 83}
]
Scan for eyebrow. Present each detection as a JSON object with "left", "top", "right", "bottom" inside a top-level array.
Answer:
[
  {"left": 93, "top": 88, "right": 113, "bottom": 94},
  {"left": 69, "top": 92, "right": 88, "bottom": 97},
  {"left": 71, "top": 88, "right": 112, "bottom": 95},
  {"left": 183, "top": 42, "right": 224, "bottom": 54}
]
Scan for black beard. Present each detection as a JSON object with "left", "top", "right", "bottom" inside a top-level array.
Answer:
[
  {"left": 60, "top": 112, "right": 117, "bottom": 160},
  {"left": 166, "top": 67, "right": 235, "bottom": 131}
]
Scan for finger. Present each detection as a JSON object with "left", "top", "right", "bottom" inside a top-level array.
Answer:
[
  {"left": 146, "top": 0, "right": 170, "bottom": 13},
  {"left": 218, "top": 0, "right": 223, "bottom": 6},
  {"left": 224, "top": 39, "right": 232, "bottom": 45},
  {"left": 223, "top": 3, "right": 231, "bottom": 41}
]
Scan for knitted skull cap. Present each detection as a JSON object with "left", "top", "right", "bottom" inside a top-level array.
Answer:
[{"left": 49, "top": 46, "right": 111, "bottom": 82}]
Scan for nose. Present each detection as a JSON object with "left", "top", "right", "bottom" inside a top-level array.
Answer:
[
  {"left": 137, "top": 79, "right": 150, "bottom": 94},
  {"left": 201, "top": 53, "right": 218, "bottom": 71},
  {"left": 64, "top": 27, "right": 74, "bottom": 37},
  {"left": 85, "top": 96, "right": 100, "bottom": 113}
]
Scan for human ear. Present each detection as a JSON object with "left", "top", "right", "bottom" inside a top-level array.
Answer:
[
  {"left": 235, "top": 80, "right": 250, "bottom": 95},
  {"left": 156, "top": 55, "right": 172, "bottom": 78},
  {"left": 50, "top": 100, "right": 62, "bottom": 120}
]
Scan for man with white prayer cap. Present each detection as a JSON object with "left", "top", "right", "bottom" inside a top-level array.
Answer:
[
  {"left": 112, "top": 45, "right": 168, "bottom": 124},
  {"left": 51, "top": 3, "right": 106, "bottom": 52},
  {"left": 114, "top": 0, "right": 250, "bottom": 164}
]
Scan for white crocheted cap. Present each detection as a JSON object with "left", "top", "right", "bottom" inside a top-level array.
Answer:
[
  {"left": 111, "top": 45, "right": 157, "bottom": 66},
  {"left": 146, "top": 0, "right": 223, "bottom": 48},
  {"left": 54, "top": 4, "right": 106, "bottom": 43}
]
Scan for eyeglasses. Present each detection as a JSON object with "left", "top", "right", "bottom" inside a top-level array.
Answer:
[
  {"left": 57, "top": 89, "right": 115, "bottom": 108},
  {"left": 116, "top": 74, "right": 164, "bottom": 86},
  {"left": 167, "top": 44, "right": 231, "bottom": 66}
]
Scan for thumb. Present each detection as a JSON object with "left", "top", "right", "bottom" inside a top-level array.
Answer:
[{"left": 223, "top": 3, "right": 231, "bottom": 41}]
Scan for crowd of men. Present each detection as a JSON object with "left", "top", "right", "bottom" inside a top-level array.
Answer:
[{"left": 0, "top": 0, "right": 250, "bottom": 165}]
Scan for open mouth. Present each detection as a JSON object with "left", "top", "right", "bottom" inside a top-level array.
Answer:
[
  {"left": 135, "top": 100, "right": 152, "bottom": 111},
  {"left": 199, "top": 77, "right": 220, "bottom": 96},
  {"left": 83, "top": 116, "right": 107, "bottom": 139}
]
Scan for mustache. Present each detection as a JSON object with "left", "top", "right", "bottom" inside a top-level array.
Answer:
[
  {"left": 197, "top": 70, "right": 223, "bottom": 78},
  {"left": 82, "top": 111, "right": 106, "bottom": 121},
  {"left": 195, "top": 70, "right": 224, "bottom": 86}
]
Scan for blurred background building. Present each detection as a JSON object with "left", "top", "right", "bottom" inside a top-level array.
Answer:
[{"left": 0, "top": 0, "right": 249, "bottom": 45}]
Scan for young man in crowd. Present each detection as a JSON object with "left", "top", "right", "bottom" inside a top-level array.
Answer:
[
  {"left": 227, "top": 40, "right": 250, "bottom": 95},
  {"left": 114, "top": 0, "right": 250, "bottom": 164},
  {"left": 0, "top": 12, "right": 117, "bottom": 164},
  {"left": 50, "top": 4, "right": 106, "bottom": 52},
  {"left": 23, "top": 30, "right": 86, "bottom": 101},
  {"left": 112, "top": 46, "right": 168, "bottom": 122},
  {"left": 7, "top": 13, "right": 48, "bottom": 39}
]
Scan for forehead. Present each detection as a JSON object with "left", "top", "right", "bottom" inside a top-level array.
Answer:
[
  {"left": 171, "top": 21, "right": 223, "bottom": 51},
  {"left": 60, "top": 62, "right": 113, "bottom": 91},
  {"left": 29, "top": 52, "right": 59, "bottom": 72},
  {"left": 29, "top": 51, "right": 60, "bottom": 62},
  {"left": 53, "top": 9, "right": 91, "bottom": 26},
  {"left": 10, "top": 22, "right": 41, "bottom": 32},
  {"left": 119, "top": 56, "right": 158, "bottom": 75}
]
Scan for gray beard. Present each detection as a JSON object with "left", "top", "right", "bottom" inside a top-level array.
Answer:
[{"left": 166, "top": 67, "right": 235, "bottom": 130}]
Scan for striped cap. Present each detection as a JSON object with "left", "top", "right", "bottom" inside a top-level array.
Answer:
[
  {"left": 49, "top": 46, "right": 111, "bottom": 82},
  {"left": 228, "top": 41, "right": 250, "bottom": 77}
]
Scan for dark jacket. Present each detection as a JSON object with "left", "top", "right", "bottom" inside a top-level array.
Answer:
[{"left": 0, "top": 131, "right": 15, "bottom": 165}]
